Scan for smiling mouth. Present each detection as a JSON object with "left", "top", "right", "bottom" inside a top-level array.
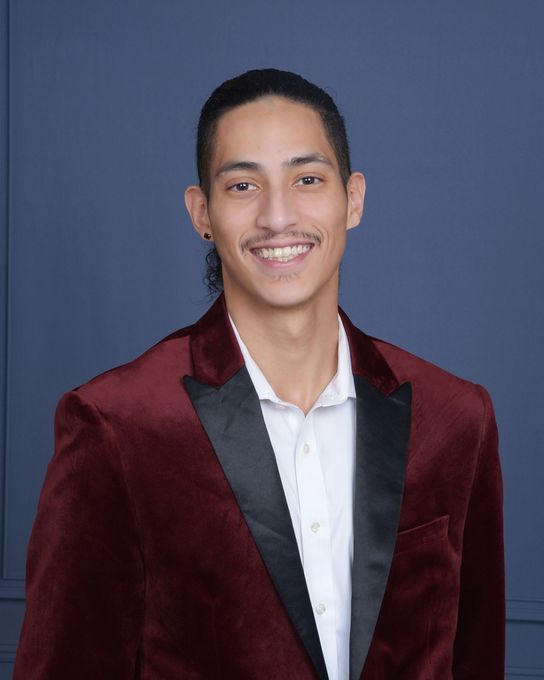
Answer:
[{"left": 251, "top": 244, "right": 313, "bottom": 263}]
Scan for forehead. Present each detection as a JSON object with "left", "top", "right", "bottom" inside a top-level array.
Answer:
[{"left": 211, "top": 96, "right": 337, "bottom": 170}]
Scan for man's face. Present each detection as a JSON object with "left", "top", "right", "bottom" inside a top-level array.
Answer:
[{"left": 187, "top": 96, "right": 365, "bottom": 311}]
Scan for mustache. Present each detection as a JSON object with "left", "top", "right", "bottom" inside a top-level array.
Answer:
[{"left": 242, "top": 231, "right": 322, "bottom": 251}]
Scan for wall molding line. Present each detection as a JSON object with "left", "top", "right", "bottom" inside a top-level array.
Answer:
[
  {"left": 507, "top": 599, "right": 544, "bottom": 623},
  {"left": 2, "top": 582, "right": 543, "bottom": 620},
  {"left": 0, "top": 653, "right": 542, "bottom": 674},
  {"left": 0, "top": 642, "right": 17, "bottom": 664},
  {"left": 0, "top": 577, "right": 23, "bottom": 600},
  {"left": 0, "top": 652, "right": 536, "bottom": 674},
  {"left": 0, "top": 0, "right": 11, "bottom": 582},
  {"left": 506, "top": 666, "right": 544, "bottom": 678}
]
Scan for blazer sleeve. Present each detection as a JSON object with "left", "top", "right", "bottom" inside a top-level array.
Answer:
[
  {"left": 452, "top": 384, "right": 505, "bottom": 679},
  {"left": 14, "top": 390, "right": 145, "bottom": 679}
]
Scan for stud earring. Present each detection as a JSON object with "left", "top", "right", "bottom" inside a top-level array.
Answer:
[{"left": 203, "top": 233, "right": 212, "bottom": 240}]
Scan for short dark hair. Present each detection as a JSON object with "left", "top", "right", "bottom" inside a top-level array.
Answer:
[{"left": 196, "top": 68, "right": 352, "bottom": 295}]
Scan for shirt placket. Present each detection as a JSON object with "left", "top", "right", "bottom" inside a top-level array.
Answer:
[{"left": 295, "top": 408, "right": 338, "bottom": 680}]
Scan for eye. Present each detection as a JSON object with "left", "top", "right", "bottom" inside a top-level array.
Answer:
[
  {"left": 295, "top": 176, "right": 322, "bottom": 186},
  {"left": 227, "top": 181, "right": 258, "bottom": 192}
]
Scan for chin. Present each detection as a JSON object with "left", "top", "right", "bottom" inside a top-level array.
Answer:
[
  {"left": 225, "top": 268, "right": 332, "bottom": 311},
  {"left": 253, "top": 284, "right": 321, "bottom": 311}
]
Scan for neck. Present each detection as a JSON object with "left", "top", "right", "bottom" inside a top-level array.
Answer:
[{"left": 225, "top": 284, "right": 340, "bottom": 415}]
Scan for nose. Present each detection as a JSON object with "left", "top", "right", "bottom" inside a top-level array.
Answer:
[{"left": 255, "top": 183, "right": 298, "bottom": 233}]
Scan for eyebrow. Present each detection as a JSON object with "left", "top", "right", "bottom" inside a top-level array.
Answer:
[
  {"left": 215, "top": 153, "right": 334, "bottom": 178},
  {"left": 285, "top": 153, "right": 333, "bottom": 169},
  {"left": 215, "top": 161, "right": 261, "bottom": 177}
]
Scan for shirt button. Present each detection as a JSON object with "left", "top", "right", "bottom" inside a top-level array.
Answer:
[
  {"left": 303, "top": 443, "right": 310, "bottom": 454},
  {"left": 315, "top": 603, "right": 326, "bottom": 615},
  {"left": 310, "top": 522, "right": 320, "bottom": 533}
]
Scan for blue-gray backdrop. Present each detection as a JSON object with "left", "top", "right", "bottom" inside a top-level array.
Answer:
[{"left": 1, "top": 1, "right": 543, "bottom": 677}]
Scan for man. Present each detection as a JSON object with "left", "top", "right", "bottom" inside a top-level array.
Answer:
[{"left": 14, "top": 69, "right": 504, "bottom": 679}]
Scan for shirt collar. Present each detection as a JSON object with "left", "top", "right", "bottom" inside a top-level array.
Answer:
[{"left": 228, "top": 313, "right": 356, "bottom": 409}]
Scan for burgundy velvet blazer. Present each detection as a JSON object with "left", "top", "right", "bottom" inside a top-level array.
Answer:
[{"left": 14, "top": 294, "right": 505, "bottom": 679}]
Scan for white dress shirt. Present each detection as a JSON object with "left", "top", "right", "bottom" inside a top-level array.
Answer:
[{"left": 228, "top": 315, "right": 357, "bottom": 680}]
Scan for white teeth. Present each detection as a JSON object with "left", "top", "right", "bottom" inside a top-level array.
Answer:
[{"left": 253, "top": 244, "right": 311, "bottom": 261}]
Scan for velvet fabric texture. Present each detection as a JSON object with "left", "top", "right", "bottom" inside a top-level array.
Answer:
[{"left": 14, "top": 294, "right": 504, "bottom": 679}]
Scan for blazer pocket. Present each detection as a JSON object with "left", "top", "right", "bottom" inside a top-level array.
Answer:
[
  {"left": 373, "top": 514, "right": 453, "bottom": 673},
  {"left": 393, "top": 514, "right": 450, "bottom": 555}
]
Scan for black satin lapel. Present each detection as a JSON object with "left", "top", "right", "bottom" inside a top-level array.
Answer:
[
  {"left": 183, "top": 368, "right": 329, "bottom": 680},
  {"left": 350, "top": 377, "right": 412, "bottom": 680}
]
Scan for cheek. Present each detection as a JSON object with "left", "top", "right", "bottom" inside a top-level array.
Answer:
[
  {"left": 209, "top": 203, "right": 254, "bottom": 244},
  {"left": 304, "top": 196, "right": 348, "bottom": 232},
  {"left": 206, "top": 215, "right": 238, "bottom": 254},
  {"left": 317, "top": 213, "right": 349, "bottom": 250},
  {"left": 209, "top": 226, "right": 249, "bottom": 266}
]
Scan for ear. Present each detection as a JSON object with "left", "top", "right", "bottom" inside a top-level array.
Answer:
[
  {"left": 346, "top": 172, "right": 366, "bottom": 230},
  {"left": 184, "top": 185, "right": 213, "bottom": 240}
]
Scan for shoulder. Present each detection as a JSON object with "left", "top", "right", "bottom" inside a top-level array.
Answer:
[
  {"left": 59, "top": 322, "right": 197, "bottom": 419},
  {"left": 370, "top": 334, "right": 472, "bottom": 388},
  {"left": 367, "top": 333, "right": 493, "bottom": 429}
]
